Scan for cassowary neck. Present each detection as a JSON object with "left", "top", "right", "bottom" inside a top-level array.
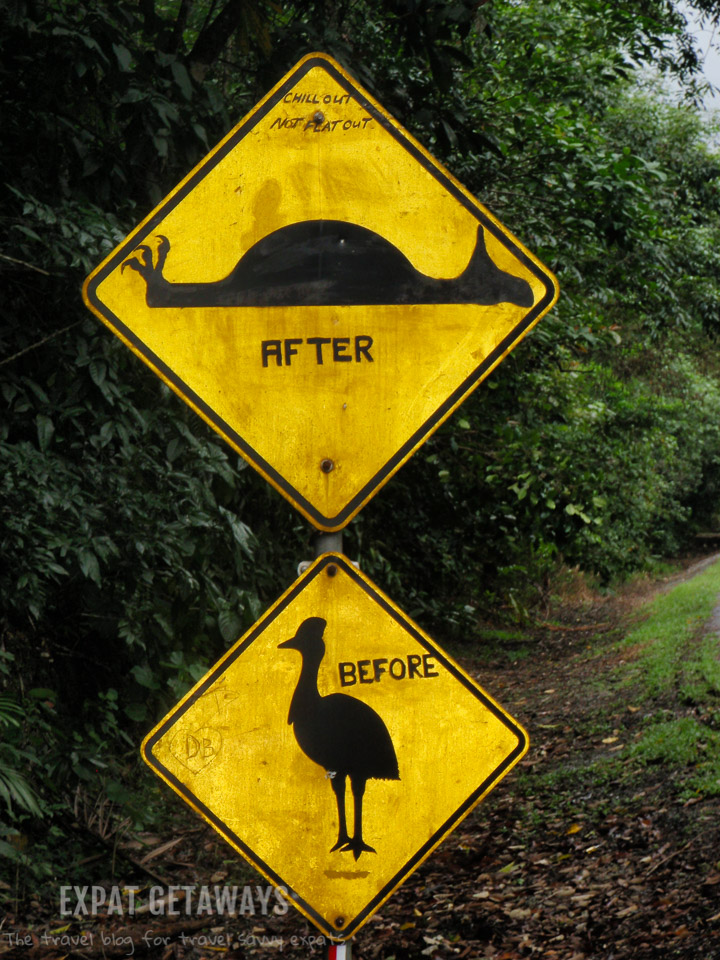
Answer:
[{"left": 288, "top": 652, "right": 323, "bottom": 725}]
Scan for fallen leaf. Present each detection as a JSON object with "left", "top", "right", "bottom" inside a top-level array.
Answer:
[
  {"left": 139, "top": 836, "right": 183, "bottom": 865},
  {"left": 616, "top": 904, "right": 638, "bottom": 918},
  {"left": 507, "top": 908, "right": 532, "bottom": 920}
]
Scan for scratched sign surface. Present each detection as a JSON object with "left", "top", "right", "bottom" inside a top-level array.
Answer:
[
  {"left": 142, "top": 554, "right": 528, "bottom": 940},
  {"left": 83, "top": 53, "right": 558, "bottom": 531}
]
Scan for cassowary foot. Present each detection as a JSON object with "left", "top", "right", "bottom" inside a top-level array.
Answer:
[
  {"left": 122, "top": 244, "right": 153, "bottom": 276},
  {"left": 330, "top": 832, "right": 351, "bottom": 853},
  {"left": 121, "top": 236, "right": 170, "bottom": 278},
  {"left": 340, "top": 839, "right": 376, "bottom": 861}
]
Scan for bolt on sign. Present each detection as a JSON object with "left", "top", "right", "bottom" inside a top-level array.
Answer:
[
  {"left": 83, "top": 52, "right": 558, "bottom": 532},
  {"left": 142, "top": 555, "right": 528, "bottom": 941}
]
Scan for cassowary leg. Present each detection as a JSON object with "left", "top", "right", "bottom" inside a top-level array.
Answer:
[
  {"left": 343, "top": 776, "right": 376, "bottom": 861},
  {"left": 329, "top": 775, "right": 351, "bottom": 852}
]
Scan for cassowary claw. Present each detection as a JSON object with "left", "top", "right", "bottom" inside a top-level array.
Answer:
[{"left": 121, "top": 237, "right": 170, "bottom": 277}]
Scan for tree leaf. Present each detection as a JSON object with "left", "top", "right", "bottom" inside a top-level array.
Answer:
[
  {"left": 78, "top": 549, "right": 101, "bottom": 585},
  {"left": 36, "top": 414, "right": 54, "bottom": 452}
]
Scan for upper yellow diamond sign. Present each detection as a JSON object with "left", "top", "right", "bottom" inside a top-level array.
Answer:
[
  {"left": 83, "top": 53, "right": 558, "bottom": 531},
  {"left": 142, "top": 554, "right": 528, "bottom": 941}
]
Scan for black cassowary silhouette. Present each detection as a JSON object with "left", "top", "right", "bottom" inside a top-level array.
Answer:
[
  {"left": 278, "top": 617, "right": 400, "bottom": 861},
  {"left": 122, "top": 219, "right": 534, "bottom": 309}
]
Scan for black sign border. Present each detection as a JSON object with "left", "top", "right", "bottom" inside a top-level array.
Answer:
[
  {"left": 142, "top": 554, "right": 528, "bottom": 941},
  {"left": 85, "top": 54, "right": 557, "bottom": 530}
]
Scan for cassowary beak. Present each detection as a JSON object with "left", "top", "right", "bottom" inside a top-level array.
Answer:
[{"left": 278, "top": 636, "right": 298, "bottom": 650}]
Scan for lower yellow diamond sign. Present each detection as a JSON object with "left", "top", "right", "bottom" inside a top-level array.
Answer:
[{"left": 142, "top": 554, "right": 528, "bottom": 940}]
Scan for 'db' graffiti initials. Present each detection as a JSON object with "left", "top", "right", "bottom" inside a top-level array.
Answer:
[{"left": 170, "top": 727, "right": 222, "bottom": 774}]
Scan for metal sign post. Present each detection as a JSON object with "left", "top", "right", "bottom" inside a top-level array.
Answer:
[{"left": 327, "top": 941, "right": 351, "bottom": 959}]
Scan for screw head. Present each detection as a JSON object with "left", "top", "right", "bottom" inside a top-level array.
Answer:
[
  {"left": 320, "top": 458, "right": 334, "bottom": 473},
  {"left": 314, "top": 111, "right": 325, "bottom": 123},
  {"left": 327, "top": 564, "right": 338, "bottom": 578},
  {"left": 334, "top": 917, "right": 345, "bottom": 927}
]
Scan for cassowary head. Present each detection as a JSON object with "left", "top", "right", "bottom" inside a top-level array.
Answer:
[{"left": 279, "top": 617, "right": 327, "bottom": 661}]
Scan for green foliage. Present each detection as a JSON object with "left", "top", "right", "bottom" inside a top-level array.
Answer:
[
  {"left": 0, "top": 652, "right": 43, "bottom": 822},
  {"left": 0, "top": 700, "right": 44, "bottom": 819},
  {"left": 491, "top": 351, "right": 720, "bottom": 577},
  {"left": 352, "top": 344, "right": 720, "bottom": 627},
  {"left": 1, "top": 326, "right": 289, "bottom": 683}
]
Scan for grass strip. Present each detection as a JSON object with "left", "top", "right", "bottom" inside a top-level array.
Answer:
[
  {"left": 621, "top": 558, "right": 720, "bottom": 697},
  {"left": 619, "top": 557, "right": 720, "bottom": 797}
]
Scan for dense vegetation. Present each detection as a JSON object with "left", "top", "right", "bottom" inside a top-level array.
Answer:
[{"left": 2, "top": 0, "right": 720, "bottom": 894}]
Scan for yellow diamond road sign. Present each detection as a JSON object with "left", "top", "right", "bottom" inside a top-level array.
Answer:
[
  {"left": 83, "top": 53, "right": 558, "bottom": 531},
  {"left": 142, "top": 554, "right": 528, "bottom": 940}
]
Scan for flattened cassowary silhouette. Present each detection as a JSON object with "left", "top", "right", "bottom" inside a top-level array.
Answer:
[
  {"left": 278, "top": 617, "right": 399, "bottom": 860},
  {"left": 122, "top": 219, "right": 534, "bottom": 309}
]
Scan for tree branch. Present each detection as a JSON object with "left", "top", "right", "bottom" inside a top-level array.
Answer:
[{"left": 190, "top": 0, "right": 251, "bottom": 71}]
